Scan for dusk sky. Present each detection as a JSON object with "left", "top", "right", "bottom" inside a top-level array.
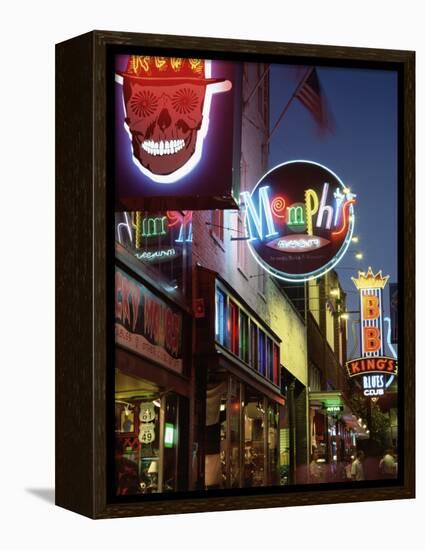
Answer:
[{"left": 268, "top": 64, "right": 398, "bottom": 357}]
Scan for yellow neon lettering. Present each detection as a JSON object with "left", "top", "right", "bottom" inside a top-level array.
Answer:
[{"left": 305, "top": 189, "right": 319, "bottom": 236}]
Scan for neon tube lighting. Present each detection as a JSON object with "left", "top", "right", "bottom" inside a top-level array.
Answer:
[
  {"left": 244, "top": 160, "right": 355, "bottom": 282},
  {"left": 116, "top": 62, "right": 232, "bottom": 184}
]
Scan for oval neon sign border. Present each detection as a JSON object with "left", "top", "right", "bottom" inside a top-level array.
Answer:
[{"left": 244, "top": 159, "right": 355, "bottom": 283}]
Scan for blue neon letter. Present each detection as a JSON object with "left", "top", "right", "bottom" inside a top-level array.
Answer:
[{"left": 241, "top": 186, "right": 278, "bottom": 241}]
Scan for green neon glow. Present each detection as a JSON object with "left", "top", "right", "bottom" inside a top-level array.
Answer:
[
  {"left": 142, "top": 216, "right": 167, "bottom": 237},
  {"left": 164, "top": 423, "right": 174, "bottom": 448},
  {"left": 326, "top": 405, "right": 342, "bottom": 412},
  {"left": 133, "top": 214, "right": 168, "bottom": 247},
  {"left": 287, "top": 204, "right": 305, "bottom": 226}
]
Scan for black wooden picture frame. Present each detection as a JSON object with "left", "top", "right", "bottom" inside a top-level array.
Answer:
[{"left": 56, "top": 30, "right": 415, "bottom": 519}]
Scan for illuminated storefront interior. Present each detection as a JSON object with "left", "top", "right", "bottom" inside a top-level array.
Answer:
[
  {"left": 115, "top": 369, "right": 189, "bottom": 495},
  {"left": 202, "top": 276, "right": 284, "bottom": 489}
]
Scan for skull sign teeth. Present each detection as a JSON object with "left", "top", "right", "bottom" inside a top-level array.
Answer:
[
  {"left": 123, "top": 82, "right": 205, "bottom": 175},
  {"left": 118, "top": 56, "right": 232, "bottom": 179}
]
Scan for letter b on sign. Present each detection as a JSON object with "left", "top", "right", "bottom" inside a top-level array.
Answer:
[
  {"left": 362, "top": 295, "right": 380, "bottom": 320},
  {"left": 363, "top": 327, "right": 381, "bottom": 353}
]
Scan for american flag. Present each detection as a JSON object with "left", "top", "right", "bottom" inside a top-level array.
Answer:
[{"left": 295, "top": 68, "right": 333, "bottom": 131}]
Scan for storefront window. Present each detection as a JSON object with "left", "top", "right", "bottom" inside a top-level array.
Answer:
[
  {"left": 215, "top": 288, "right": 227, "bottom": 346},
  {"left": 244, "top": 388, "right": 265, "bottom": 487},
  {"left": 205, "top": 377, "right": 228, "bottom": 489},
  {"left": 250, "top": 323, "right": 258, "bottom": 371},
  {"left": 115, "top": 370, "right": 185, "bottom": 495},
  {"left": 268, "top": 402, "right": 279, "bottom": 485},
  {"left": 266, "top": 337, "right": 273, "bottom": 381},
  {"left": 279, "top": 404, "right": 290, "bottom": 485},
  {"left": 229, "top": 301, "right": 239, "bottom": 355},
  {"left": 273, "top": 344, "right": 280, "bottom": 386},
  {"left": 229, "top": 378, "right": 242, "bottom": 488},
  {"left": 163, "top": 394, "right": 179, "bottom": 492},
  {"left": 239, "top": 311, "right": 249, "bottom": 363},
  {"left": 258, "top": 330, "right": 266, "bottom": 376},
  {"left": 138, "top": 399, "right": 161, "bottom": 492}
]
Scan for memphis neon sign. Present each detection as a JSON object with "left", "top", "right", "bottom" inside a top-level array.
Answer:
[{"left": 241, "top": 160, "right": 356, "bottom": 282}]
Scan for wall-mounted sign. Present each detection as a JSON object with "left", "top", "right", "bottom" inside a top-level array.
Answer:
[
  {"left": 347, "top": 267, "right": 397, "bottom": 398},
  {"left": 323, "top": 405, "right": 343, "bottom": 414},
  {"left": 115, "top": 268, "right": 183, "bottom": 373},
  {"left": 116, "top": 210, "right": 192, "bottom": 263},
  {"left": 114, "top": 54, "right": 241, "bottom": 211},
  {"left": 346, "top": 356, "right": 397, "bottom": 377},
  {"left": 352, "top": 267, "right": 389, "bottom": 357},
  {"left": 241, "top": 160, "right": 356, "bottom": 282}
]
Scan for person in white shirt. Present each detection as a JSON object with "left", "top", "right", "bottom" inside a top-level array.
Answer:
[{"left": 351, "top": 450, "right": 365, "bottom": 481}]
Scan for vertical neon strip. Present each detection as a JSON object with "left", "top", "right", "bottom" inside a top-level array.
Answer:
[
  {"left": 384, "top": 317, "right": 396, "bottom": 388},
  {"left": 305, "top": 189, "right": 319, "bottom": 236},
  {"left": 175, "top": 223, "right": 184, "bottom": 243},
  {"left": 186, "top": 222, "right": 193, "bottom": 242},
  {"left": 116, "top": 211, "right": 133, "bottom": 244},
  {"left": 333, "top": 187, "right": 344, "bottom": 226},
  {"left": 384, "top": 317, "right": 397, "bottom": 359}
]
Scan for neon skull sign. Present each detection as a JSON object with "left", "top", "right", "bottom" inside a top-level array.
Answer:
[
  {"left": 118, "top": 56, "right": 232, "bottom": 183},
  {"left": 241, "top": 160, "right": 357, "bottom": 282}
]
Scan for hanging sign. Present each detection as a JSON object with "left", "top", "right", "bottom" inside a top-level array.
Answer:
[
  {"left": 241, "top": 160, "right": 356, "bottom": 282},
  {"left": 115, "top": 210, "right": 193, "bottom": 264},
  {"left": 139, "top": 403, "right": 156, "bottom": 444},
  {"left": 346, "top": 267, "right": 397, "bottom": 397},
  {"left": 114, "top": 54, "right": 241, "bottom": 211}
]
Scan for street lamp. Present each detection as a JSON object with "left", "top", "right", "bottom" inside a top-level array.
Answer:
[
  {"left": 355, "top": 252, "right": 363, "bottom": 260},
  {"left": 352, "top": 236, "right": 359, "bottom": 243}
]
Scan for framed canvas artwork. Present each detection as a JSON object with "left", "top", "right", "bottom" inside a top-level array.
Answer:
[{"left": 56, "top": 30, "right": 415, "bottom": 518}]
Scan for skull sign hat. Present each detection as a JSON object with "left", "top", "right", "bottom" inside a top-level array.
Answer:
[{"left": 118, "top": 56, "right": 232, "bottom": 180}]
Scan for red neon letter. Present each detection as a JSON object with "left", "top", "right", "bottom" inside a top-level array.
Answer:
[
  {"left": 363, "top": 327, "right": 381, "bottom": 353},
  {"left": 362, "top": 295, "right": 380, "bottom": 320}
]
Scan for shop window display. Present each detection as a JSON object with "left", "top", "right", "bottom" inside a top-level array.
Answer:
[
  {"left": 115, "top": 371, "right": 186, "bottom": 494},
  {"left": 244, "top": 390, "right": 265, "bottom": 487},
  {"left": 205, "top": 375, "right": 228, "bottom": 489}
]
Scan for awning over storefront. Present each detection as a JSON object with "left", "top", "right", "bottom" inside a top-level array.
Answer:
[{"left": 309, "top": 390, "right": 343, "bottom": 408}]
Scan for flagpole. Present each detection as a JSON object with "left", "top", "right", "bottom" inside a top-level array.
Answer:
[
  {"left": 243, "top": 64, "right": 270, "bottom": 109},
  {"left": 267, "top": 67, "right": 314, "bottom": 145}
]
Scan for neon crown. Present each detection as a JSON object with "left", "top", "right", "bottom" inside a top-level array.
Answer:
[
  {"left": 351, "top": 267, "right": 389, "bottom": 290},
  {"left": 119, "top": 56, "right": 224, "bottom": 84}
]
